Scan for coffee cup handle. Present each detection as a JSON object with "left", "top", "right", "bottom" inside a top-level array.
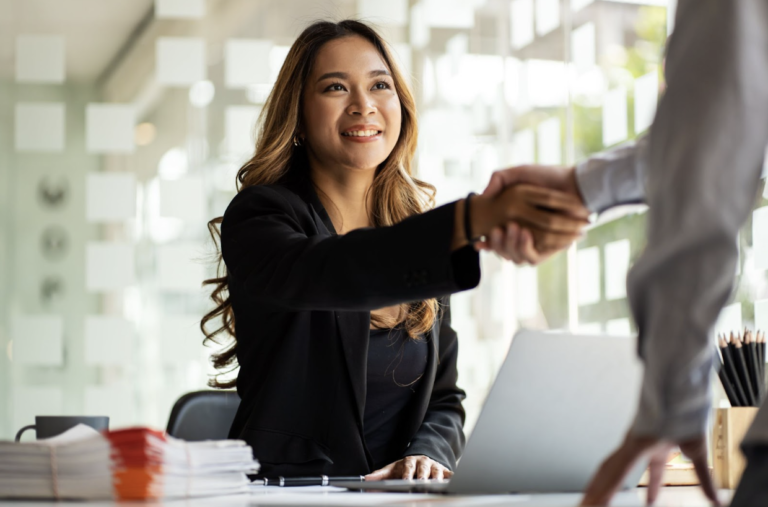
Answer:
[{"left": 15, "top": 425, "right": 36, "bottom": 442}]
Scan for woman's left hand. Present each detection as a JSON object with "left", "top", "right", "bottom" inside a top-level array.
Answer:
[{"left": 364, "top": 455, "right": 453, "bottom": 481}]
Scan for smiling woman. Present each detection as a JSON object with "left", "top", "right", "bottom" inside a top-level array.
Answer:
[{"left": 201, "top": 19, "right": 588, "bottom": 480}]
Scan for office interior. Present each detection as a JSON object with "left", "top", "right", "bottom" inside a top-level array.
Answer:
[{"left": 0, "top": 0, "right": 763, "bottom": 503}]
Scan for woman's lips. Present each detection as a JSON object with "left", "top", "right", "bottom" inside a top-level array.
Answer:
[{"left": 340, "top": 130, "right": 383, "bottom": 143}]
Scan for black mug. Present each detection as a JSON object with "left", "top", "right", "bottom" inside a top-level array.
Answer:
[{"left": 15, "top": 415, "right": 109, "bottom": 442}]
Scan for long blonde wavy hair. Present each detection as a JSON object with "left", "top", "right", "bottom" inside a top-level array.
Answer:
[{"left": 202, "top": 20, "right": 439, "bottom": 388}]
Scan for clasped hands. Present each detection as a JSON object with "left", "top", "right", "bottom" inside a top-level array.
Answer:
[{"left": 468, "top": 164, "right": 589, "bottom": 264}]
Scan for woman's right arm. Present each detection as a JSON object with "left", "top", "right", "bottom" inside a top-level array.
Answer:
[{"left": 222, "top": 185, "right": 585, "bottom": 312}]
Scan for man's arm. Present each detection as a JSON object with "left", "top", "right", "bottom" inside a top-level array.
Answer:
[
  {"left": 626, "top": 0, "right": 768, "bottom": 442},
  {"left": 575, "top": 135, "right": 648, "bottom": 214},
  {"left": 583, "top": 0, "right": 768, "bottom": 504}
]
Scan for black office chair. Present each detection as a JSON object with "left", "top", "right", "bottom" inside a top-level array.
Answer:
[{"left": 166, "top": 390, "right": 240, "bottom": 441}]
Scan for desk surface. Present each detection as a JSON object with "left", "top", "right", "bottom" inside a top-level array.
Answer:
[{"left": 0, "top": 486, "right": 730, "bottom": 506}]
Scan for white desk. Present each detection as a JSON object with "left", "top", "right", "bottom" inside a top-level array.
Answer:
[{"left": 0, "top": 486, "right": 730, "bottom": 506}]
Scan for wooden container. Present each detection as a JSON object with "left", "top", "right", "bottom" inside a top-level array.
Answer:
[{"left": 712, "top": 407, "right": 759, "bottom": 489}]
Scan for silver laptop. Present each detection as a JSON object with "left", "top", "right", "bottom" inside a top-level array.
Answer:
[{"left": 334, "top": 330, "right": 646, "bottom": 494}]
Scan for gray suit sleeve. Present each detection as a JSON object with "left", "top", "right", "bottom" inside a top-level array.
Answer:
[
  {"left": 575, "top": 135, "right": 648, "bottom": 213},
  {"left": 624, "top": 0, "right": 768, "bottom": 440}
]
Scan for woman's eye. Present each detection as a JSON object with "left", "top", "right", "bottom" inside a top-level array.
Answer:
[
  {"left": 326, "top": 83, "right": 346, "bottom": 92},
  {"left": 373, "top": 81, "right": 390, "bottom": 90}
]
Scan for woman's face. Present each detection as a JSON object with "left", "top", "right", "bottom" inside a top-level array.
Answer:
[{"left": 302, "top": 36, "right": 402, "bottom": 174}]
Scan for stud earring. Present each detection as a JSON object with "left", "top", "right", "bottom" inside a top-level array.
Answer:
[{"left": 293, "top": 135, "right": 303, "bottom": 147}]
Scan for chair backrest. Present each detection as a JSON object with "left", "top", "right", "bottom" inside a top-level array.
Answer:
[{"left": 166, "top": 390, "right": 240, "bottom": 441}]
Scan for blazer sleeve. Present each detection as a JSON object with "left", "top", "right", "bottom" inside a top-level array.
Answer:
[
  {"left": 221, "top": 185, "right": 480, "bottom": 311},
  {"left": 403, "top": 297, "right": 466, "bottom": 470}
]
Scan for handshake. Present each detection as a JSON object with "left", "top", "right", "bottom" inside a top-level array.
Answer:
[{"left": 464, "top": 164, "right": 590, "bottom": 264}]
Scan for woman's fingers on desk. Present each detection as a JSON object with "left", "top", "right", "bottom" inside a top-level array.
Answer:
[{"left": 364, "top": 455, "right": 452, "bottom": 481}]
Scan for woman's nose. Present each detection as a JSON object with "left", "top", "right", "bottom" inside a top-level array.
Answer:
[{"left": 346, "top": 91, "right": 376, "bottom": 116}]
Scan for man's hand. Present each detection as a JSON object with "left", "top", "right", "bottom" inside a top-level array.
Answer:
[
  {"left": 483, "top": 164, "right": 583, "bottom": 201},
  {"left": 580, "top": 433, "right": 720, "bottom": 506},
  {"left": 477, "top": 165, "right": 589, "bottom": 264},
  {"left": 365, "top": 455, "right": 452, "bottom": 481}
]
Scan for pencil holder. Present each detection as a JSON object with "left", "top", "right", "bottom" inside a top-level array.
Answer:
[{"left": 712, "top": 407, "right": 759, "bottom": 489}]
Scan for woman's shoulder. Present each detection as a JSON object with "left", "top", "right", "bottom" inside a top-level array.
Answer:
[{"left": 224, "top": 182, "right": 307, "bottom": 220}]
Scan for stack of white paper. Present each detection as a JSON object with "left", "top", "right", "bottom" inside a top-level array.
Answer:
[
  {"left": 0, "top": 425, "right": 113, "bottom": 500},
  {"left": 0, "top": 424, "right": 260, "bottom": 501}
]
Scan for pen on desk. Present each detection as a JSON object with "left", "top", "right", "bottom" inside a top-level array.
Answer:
[
  {"left": 263, "top": 476, "right": 365, "bottom": 487},
  {"left": 720, "top": 335, "right": 747, "bottom": 406}
]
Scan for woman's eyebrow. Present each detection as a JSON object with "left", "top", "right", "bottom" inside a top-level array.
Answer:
[{"left": 316, "top": 69, "right": 390, "bottom": 83}]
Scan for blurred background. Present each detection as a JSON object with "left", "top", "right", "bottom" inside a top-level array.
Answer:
[{"left": 5, "top": 0, "right": 759, "bottom": 441}]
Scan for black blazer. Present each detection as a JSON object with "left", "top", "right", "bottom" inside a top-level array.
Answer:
[{"left": 221, "top": 172, "right": 480, "bottom": 477}]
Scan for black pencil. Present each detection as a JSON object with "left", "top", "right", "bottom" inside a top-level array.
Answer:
[
  {"left": 716, "top": 342, "right": 740, "bottom": 407},
  {"left": 721, "top": 335, "right": 747, "bottom": 406},
  {"left": 732, "top": 333, "right": 757, "bottom": 406},
  {"left": 746, "top": 330, "right": 762, "bottom": 403}
]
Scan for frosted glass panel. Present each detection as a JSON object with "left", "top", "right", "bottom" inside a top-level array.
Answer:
[
  {"left": 537, "top": 117, "right": 561, "bottom": 165},
  {"left": 603, "top": 86, "right": 628, "bottom": 147},
  {"left": 86, "top": 243, "right": 135, "bottom": 291},
  {"left": 634, "top": 70, "right": 659, "bottom": 134},
  {"left": 571, "top": 23, "right": 596, "bottom": 71},
  {"left": 16, "top": 35, "right": 65, "bottom": 83},
  {"left": 512, "top": 129, "right": 535, "bottom": 165},
  {"left": 225, "top": 39, "right": 272, "bottom": 89},
  {"left": 159, "top": 316, "right": 205, "bottom": 362},
  {"left": 12, "top": 315, "right": 64, "bottom": 366},
  {"left": 84, "top": 316, "right": 134, "bottom": 366},
  {"left": 715, "top": 303, "right": 742, "bottom": 338},
  {"left": 357, "top": 0, "right": 408, "bottom": 25},
  {"left": 155, "top": 0, "right": 205, "bottom": 19},
  {"left": 755, "top": 299, "right": 768, "bottom": 335},
  {"left": 753, "top": 207, "right": 768, "bottom": 271},
  {"left": 577, "top": 246, "right": 601, "bottom": 305},
  {"left": 157, "top": 244, "right": 206, "bottom": 291},
  {"left": 84, "top": 386, "right": 133, "bottom": 426},
  {"left": 159, "top": 177, "right": 206, "bottom": 221},
  {"left": 527, "top": 60, "right": 567, "bottom": 108},
  {"left": 516, "top": 266, "right": 538, "bottom": 319},
  {"left": 86, "top": 104, "right": 136, "bottom": 153},
  {"left": 15, "top": 103, "right": 65, "bottom": 152},
  {"left": 86, "top": 173, "right": 136, "bottom": 223},
  {"left": 604, "top": 239, "right": 630, "bottom": 300},
  {"left": 571, "top": 0, "right": 594, "bottom": 11},
  {"left": 606, "top": 318, "right": 632, "bottom": 336},
  {"left": 511, "top": 0, "right": 534, "bottom": 50},
  {"left": 535, "top": 0, "right": 560, "bottom": 36},
  {"left": 13, "top": 388, "right": 63, "bottom": 436},
  {"left": 410, "top": 3, "right": 429, "bottom": 49},
  {"left": 225, "top": 106, "right": 261, "bottom": 161},
  {"left": 156, "top": 37, "right": 206, "bottom": 86},
  {"left": 422, "top": 0, "right": 474, "bottom": 28}
]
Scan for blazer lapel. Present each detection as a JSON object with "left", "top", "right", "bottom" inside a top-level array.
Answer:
[
  {"left": 420, "top": 319, "right": 440, "bottom": 397},
  {"left": 336, "top": 310, "right": 370, "bottom": 430}
]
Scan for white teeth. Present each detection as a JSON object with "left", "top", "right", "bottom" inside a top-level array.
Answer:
[{"left": 342, "top": 130, "right": 380, "bottom": 137}]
